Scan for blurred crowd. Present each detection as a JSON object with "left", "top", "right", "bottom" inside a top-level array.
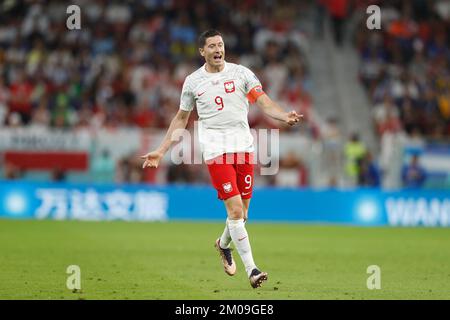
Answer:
[
  {"left": 354, "top": 0, "right": 449, "bottom": 189},
  {"left": 314, "top": 0, "right": 448, "bottom": 189},
  {"left": 0, "top": 0, "right": 315, "bottom": 186},
  {"left": 0, "top": 0, "right": 312, "bottom": 133},
  {"left": 0, "top": 0, "right": 447, "bottom": 189},
  {"left": 356, "top": 0, "right": 449, "bottom": 140},
  {"left": 306, "top": 0, "right": 448, "bottom": 189}
]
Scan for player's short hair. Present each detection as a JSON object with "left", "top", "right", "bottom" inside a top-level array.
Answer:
[{"left": 198, "top": 29, "right": 222, "bottom": 48}]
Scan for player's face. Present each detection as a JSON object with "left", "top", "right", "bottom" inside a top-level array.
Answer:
[{"left": 200, "top": 35, "right": 225, "bottom": 70}]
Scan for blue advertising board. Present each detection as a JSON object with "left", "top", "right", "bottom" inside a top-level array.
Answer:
[{"left": 0, "top": 181, "right": 448, "bottom": 227}]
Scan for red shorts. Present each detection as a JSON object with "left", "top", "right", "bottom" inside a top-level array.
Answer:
[{"left": 206, "top": 152, "right": 254, "bottom": 200}]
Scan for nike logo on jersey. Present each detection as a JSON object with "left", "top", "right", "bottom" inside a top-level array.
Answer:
[
  {"left": 241, "top": 191, "right": 251, "bottom": 196},
  {"left": 197, "top": 91, "right": 206, "bottom": 96},
  {"left": 238, "top": 236, "right": 248, "bottom": 241}
]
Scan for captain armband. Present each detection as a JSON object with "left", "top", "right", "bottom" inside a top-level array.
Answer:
[{"left": 246, "top": 85, "right": 265, "bottom": 103}]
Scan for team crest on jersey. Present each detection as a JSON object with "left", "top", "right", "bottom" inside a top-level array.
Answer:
[
  {"left": 224, "top": 81, "right": 235, "bottom": 93},
  {"left": 222, "top": 182, "right": 233, "bottom": 193}
]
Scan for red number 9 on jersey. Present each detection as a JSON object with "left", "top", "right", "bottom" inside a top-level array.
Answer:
[{"left": 215, "top": 96, "right": 224, "bottom": 110}]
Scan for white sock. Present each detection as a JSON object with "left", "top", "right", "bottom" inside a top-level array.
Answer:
[
  {"left": 227, "top": 219, "right": 257, "bottom": 277},
  {"left": 219, "top": 219, "right": 232, "bottom": 249}
]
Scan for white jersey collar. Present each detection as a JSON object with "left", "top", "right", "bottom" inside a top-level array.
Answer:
[{"left": 202, "top": 61, "right": 228, "bottom": 76}]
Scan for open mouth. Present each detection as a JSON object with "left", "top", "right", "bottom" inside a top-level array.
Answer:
[{"left": 213, "top": 54, "right": 222, "bottom": 62}]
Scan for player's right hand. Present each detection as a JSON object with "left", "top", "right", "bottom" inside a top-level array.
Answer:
[{"left": 141, "top": 151, "right": 163, "bottom": 169}]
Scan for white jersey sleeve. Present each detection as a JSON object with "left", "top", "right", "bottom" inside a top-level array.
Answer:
[
  {"left": 240, "top": 66, "right": 262, "bottom": 94},
  {"left": 179, "top": 76, "right": 195, "bottom": 111}
]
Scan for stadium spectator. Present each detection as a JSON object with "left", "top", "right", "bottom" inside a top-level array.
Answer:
[
  {"left": 344, "top": 133, "right": 366, "bottom": 186},
  {"left": 401, "top": 154, "right": 427, "bottom": 188},
  {"left": 357, "top": 152, "right": 381, "bottom": 187},
  {"left": 91, "top": 149, "right": 116, "bottom": 183},
  {"left": 372, "top": 93, "right": 402, "bottom": 136},
  {"left": 3, "top": 161, "right": 23, "bottom": 180},
  {"left": 51, "top": 168, "right": 67, "bottom": 182},
  {"left": 5, "top": 112, "right": 23, "bottom": 127},
  {"left": 116, "top": 155, "right": 143, "bottom": 184},
  {"left": 166, "top": 163, "right": 195, "bottom": 184},
  {"left": 326, "top": 0, "right": 350, "bottom": 47},
  {"left": 276, "top": 151, "right": 308, "bottom": 187},
  {"left": 0, "top": 78, "right": 10, "bottom": 126},
  {"left": 319, "top": 117, "right": 343, "bottom": 186},
  {"left": 8, "top": 70, "right": 34, "bottom": 124},
  {"left": 314, "top": 0, "right": 328, "bottom": 39}
]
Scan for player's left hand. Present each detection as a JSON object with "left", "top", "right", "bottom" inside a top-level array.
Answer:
[
  {"left": 285, "top": 111, "right": 303, "bottom": 126},
  {"left": 140, "top": 150, "right": 163, "bottom": 169}
]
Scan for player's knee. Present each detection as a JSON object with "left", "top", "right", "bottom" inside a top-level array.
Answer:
[{"left": 227, "top": 204, "right": 244, "bottom": 220}]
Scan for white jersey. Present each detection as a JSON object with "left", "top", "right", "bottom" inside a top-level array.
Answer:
[{"left": 179, "top": 62, "right": 261, "bottom": 160}]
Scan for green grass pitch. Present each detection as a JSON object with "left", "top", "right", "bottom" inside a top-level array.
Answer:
[{"left": 0, "top": 219, "right": 449, "bottom": 300}]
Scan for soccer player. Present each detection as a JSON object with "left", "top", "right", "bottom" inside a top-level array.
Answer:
[{"left": 141, "top": 29, "right": 302, "bottom": 288}]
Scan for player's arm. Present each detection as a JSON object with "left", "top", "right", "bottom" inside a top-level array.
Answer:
[
  {"left": 141, "top": 109, "right": 191, "bottom": 169},
  {"left": 255, "top": 93, "right": 302, "bottom": 126}
]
